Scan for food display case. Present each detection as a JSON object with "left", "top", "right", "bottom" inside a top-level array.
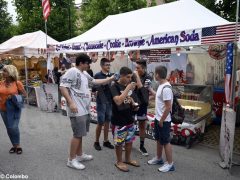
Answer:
[
  {"left": 172, "top": 84, "right": 213, "bottom": 125},
  {"left": 145, "top": 84, "right": 213, "bottom": 148}
]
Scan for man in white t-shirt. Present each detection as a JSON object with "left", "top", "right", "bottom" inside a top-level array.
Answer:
[
  {"left": 60, "top": 53, "right": 115, "bottom": 170},
  {"left": 147, "top": 65, "right": 175, "bottom": 173}
]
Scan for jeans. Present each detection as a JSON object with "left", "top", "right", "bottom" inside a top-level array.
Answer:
[
  {"left": 96, "top": 103, "right": 112, "bottom": 125},
  {"left": 0, "top": 111, "right": 21, "bottom": 145}
]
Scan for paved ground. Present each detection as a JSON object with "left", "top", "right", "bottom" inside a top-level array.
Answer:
[
  {"left": 0, "top": 106, "right": 240, "bottom": 180},
  {"left": 200, "top": 124, "right": 240, "bottom": 154}
]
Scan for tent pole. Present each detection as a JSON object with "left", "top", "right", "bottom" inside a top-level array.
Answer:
[
  {"left": 231, "top": 0, "right": 239, "bottom": 108},
  {"left": 24, "top": 50, "right": 29, "bottom": 104}
]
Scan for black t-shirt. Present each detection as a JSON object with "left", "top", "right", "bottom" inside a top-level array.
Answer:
[
  {"left": 92, "top": 71, "right": 114, "bottom": 103},
  {"left": 137, "top": 73, "right": 152, "bottom": 106},
  {"left": 110, "top": 82, "right": 136, "bottom": 127}
]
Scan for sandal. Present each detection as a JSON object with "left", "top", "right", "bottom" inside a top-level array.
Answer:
[
  {"left": 124, "top": 160, "right": 140, "bottom": 167},
  {"left": 9, "top": 147, "right": 16, "bottom": 154},
  {"left": 16, "top": 147, "right": 23, "bottom": 155},
  {"left": 115, "top": 163, "right": 129, "bottom": 172}
]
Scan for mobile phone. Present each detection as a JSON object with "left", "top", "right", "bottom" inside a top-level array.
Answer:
[
  {"left": 133, "top": 102, "right": 139, "bottom": 107},
  {"left": 114, "top": 73, "right": 120, "bottom": 81}
]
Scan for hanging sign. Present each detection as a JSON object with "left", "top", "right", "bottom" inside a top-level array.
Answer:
[{"left": 49, "top": 29, "right": 201, "bottom": 53}]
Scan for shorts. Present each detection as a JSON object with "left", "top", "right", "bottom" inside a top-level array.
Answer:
[
  {"left": 112, "top": 124, "right": 136, "bottom": 146},
  {"left": 136, "top": 104, "right": 147, "bottom": 121},
  {"left": 96, "top": 103, "right": 112, "bottom": 125},
  {"left": 70, "top": 115, "right": 90, "bottom": 138},
  {"left": 154, "top": 119, "right": 171, "bottom": 145}
]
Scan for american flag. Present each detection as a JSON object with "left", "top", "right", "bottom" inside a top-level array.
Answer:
[
  {"left": 201, "top": 23, "right": 240, "bottom": 44},
  {"left": 225, "top": 43, "right": 234, "bottom": 105},
  {"left": 42, "top": 0, "right": 51, "bottom": 21}
]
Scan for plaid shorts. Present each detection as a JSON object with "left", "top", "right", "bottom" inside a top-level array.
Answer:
[{"left": 112, "top": 124, "right": 136, "bottom": 146}]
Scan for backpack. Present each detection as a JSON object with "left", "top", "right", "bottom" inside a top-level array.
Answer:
[{"left": 160, "top": 85, "right": 185, "bottom": 124}]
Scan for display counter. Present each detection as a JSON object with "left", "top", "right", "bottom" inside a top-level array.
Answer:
[{"left": 172, "top": 84, "right": 213, "bottom": 125}]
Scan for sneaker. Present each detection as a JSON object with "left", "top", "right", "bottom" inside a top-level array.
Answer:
[
  {"left": 147, "top": 157, "right": 164, "bottom": 165},
  {"left": 76, "top": 153, "right": 93, "bottom": 162},
  {"left": 103, "top": 141, "right": 114, "bottom": 149},
  {"left": 158, "top": 162, "right": 175, "bottom": 172},
  {"left": 139, "top": 146, "right": 149, "bottom": 156},
  {"left": 67, "top": 158, "right": 85, "bottom": 170},
  {"left": 94, "top": 142, "right": 102, "bottom": 151}
]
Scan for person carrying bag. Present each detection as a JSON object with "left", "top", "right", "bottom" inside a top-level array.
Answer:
[{"left": 0, "top": 65, "right": 26, "bottom": 154}]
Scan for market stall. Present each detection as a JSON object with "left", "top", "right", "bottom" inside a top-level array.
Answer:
[
  {"left": 51, "top": 0, "right": 239, "bottom": 166},
  {"left": 51, "top": 1, "right": 232, "bottom": 122},
  {"left": 0, "top": 30, "right": 59, "bottom": 106}
]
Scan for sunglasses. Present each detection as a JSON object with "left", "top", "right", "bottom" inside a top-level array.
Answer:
[{"left": 104, "top": 64, "right": 111, "bottom": 66}]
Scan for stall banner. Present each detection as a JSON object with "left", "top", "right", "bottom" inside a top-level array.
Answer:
[
  {"left": 39, "top": 84, "right": 59, "bottom": 112},
  {"left": 219, "top": 107, "right": 236, "bottom": 169},
  {"left": 49, "top": 29, "right": 201, "bottom": 53}
]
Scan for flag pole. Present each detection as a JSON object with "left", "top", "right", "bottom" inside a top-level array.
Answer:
[
  {"left": 231, "top": 0, "right": 239, "bottom": 108},
  {"left": 229, "top": 0, "right": 240, "bottom": 173},
  {"left": 45, "top": 21, "right": 50, "bottom": 84},
  {"left": 45, "top": 20, "right": 48, "bottom": 49},
  {"left": 44, "top": 20, "right": 50, "bottom": 83}
]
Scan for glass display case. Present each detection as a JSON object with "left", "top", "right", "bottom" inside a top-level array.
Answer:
[{"left": 172, "top": 84, "right": 213, "bottom": 125}]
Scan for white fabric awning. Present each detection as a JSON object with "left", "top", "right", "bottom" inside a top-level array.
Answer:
[
  {"left": 51, "top": 0, "right": 230, "bottom": 53},
  {"left": 0, "top": 30, "right": 59, "bottom": 57}
]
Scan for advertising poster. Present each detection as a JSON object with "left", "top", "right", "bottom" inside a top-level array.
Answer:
[{"left": 139, "top": 49, "right": 187, "bottom": 83}]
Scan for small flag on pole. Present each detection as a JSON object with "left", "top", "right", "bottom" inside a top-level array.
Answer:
[
  {"left": 225, "top": 43, "right": 234, "bottom": 105},
  {"left": 42, "top": 0, "right": 51, "bottom": 21}
]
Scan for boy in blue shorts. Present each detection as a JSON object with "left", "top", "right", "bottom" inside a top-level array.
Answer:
[{"left": 147, "top": 65, "right": 175, "bottom": 172}]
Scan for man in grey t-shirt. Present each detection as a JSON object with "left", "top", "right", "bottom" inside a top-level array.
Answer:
[{"left": 60, "top": 54, "right": 115, "bottom": 170}]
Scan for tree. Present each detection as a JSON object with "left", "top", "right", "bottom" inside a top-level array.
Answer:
[
  {"left": 217, "top": 0, "right": 237, "bottom": 22},
  {"left": 80, "top": 0, "right": 147, "bottom": 33},
  {"left": 0, "top": 0, "right": 13, "bottom": 43},
  {"left": 164, "top": 0, "right": 238, "bottom": 22},
  {"left": 14, "top": 0, "right": 78, "bottom": 41},
  {"left": 149, "top": 0, "right": 157, "bottom": 7}
]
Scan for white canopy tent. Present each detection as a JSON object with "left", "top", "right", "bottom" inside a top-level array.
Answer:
[
  {"left": 53, "top": 0, "right": 230, "bottom": 53},
  {"left": 0, "top": 30, "right": 59, "bottom": 57},
  {"left": 0, "top": 30, "right": 59, "bottom": 103}
]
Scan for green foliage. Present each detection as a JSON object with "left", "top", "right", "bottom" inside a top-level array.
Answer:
[
  {"left": 80, "top": 0, "right": 147, "bottom": 33},
  {"left": 149, "top": 0, "right": 157, "bottom": 7},
  {"left": 0, "top": 0, "right": 13, "bottom": 43},
  {"left": 217, "top": 0, "right": 237, "bottom": 22},
  {"left": 14, "top": 0, "right": 78, "bottom": 41}
]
